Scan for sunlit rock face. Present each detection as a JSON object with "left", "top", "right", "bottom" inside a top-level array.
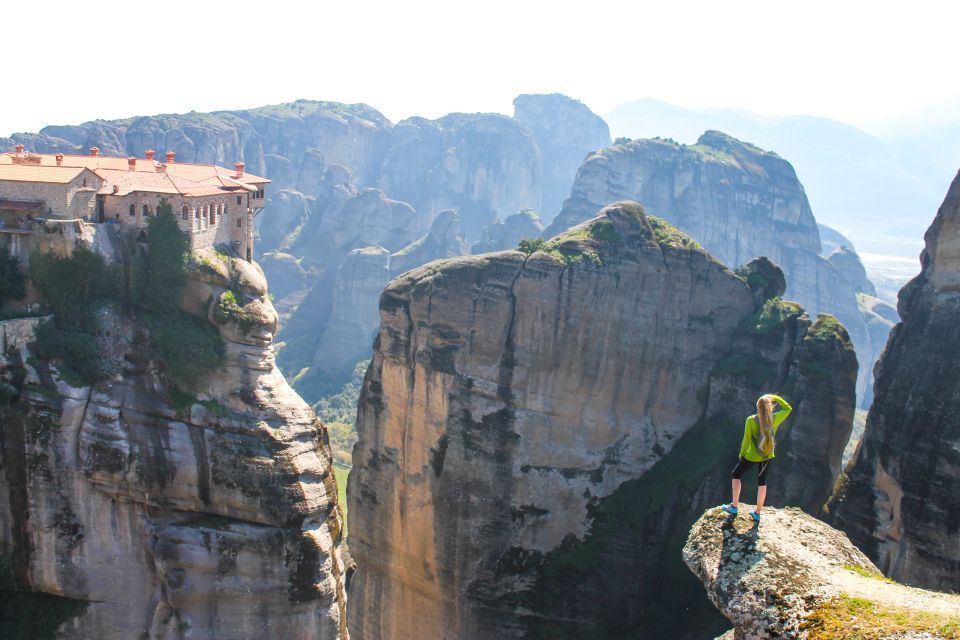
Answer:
[
  {"left": 348, "top": 202, "right": 856, "bottom": 639},
  {"left": 0, "top": 234, "right": 348, "bottom": 639},
  {"left": 546, "top": 131, "right": 881, "bottom": 406},
  {"left": 829, "top": 170, "right": 960, "bottom": 593}
]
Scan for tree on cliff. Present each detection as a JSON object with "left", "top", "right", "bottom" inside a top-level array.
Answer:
[
  {"left": 0, "top": 245, "right": 26, "bottom": 305},
  {"left": 145, "top": 199, "right": 190, "bottom": 311}
]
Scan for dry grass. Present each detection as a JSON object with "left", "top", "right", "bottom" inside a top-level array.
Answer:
[{"left": 803, "top": 595, "right": 960, "bottom": 640}]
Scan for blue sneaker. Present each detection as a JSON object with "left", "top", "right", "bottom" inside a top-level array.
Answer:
[
  {"left": 721, "top": 504, "right": 739, "bottom": 516},
  {"left": 750, "top": 510, "right": 761, "bottom": 523}
]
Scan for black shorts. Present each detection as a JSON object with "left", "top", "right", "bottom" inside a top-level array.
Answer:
[{"left": 731, "top": 457, "right": 772, "bottom": 486}]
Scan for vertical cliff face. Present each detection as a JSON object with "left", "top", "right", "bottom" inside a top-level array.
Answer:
[
  {"left": 378, "top": 113, "right": 542, "bottom": 239},
  {"left": 513, "top": 93, "right": 611, "bottom": 223},
  {"left": 0, "top": 236, "right": 348, "bottom": 638},
  {"left": 545, "top": 132, "right": 878, "bottom": 406},
  {"left": 348, "top": 202, "right": 856, "bottom": 639},
  {"left": 830, "top": 170, "right": 960, "bottom": 593}
]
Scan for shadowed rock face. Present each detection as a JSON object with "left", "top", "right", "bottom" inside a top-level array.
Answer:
[
  {"left": 0, "top": 236, "right": 348, "bottom": 638},
  {"left": 347, "top": 202, "right": 856, "bottom": 640},
  {"left": 472, "top": 209, "right": 545, "bottom": 254},
  {"left": 830, "top": 170, "right": 960, "bottom": 593},
  {"left": 546, "top": 132, "right": 879, "bottom": 406},
  {"left": 513, "top": 93, "right": 611, "bottom": 223}
]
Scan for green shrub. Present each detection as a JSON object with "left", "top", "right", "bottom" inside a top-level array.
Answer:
[
  {"left": 0, "top": 245, "right": 26, "bottom": 304},
  {"left": 517, "top": 238, "right": 547, "bottom": 255},
  {"left": 213, "top": 290, "right": 256, "bottom": 330},
  {"left": 33, "top": 321, "right": 103, "bottom": 386},
  {"left": 743, "top": 297, "right": 804, "bottom": 334},
  {"left": 587, "top": 220, "right": 621, "bottom": 242},
  {"left": 146, "top": 311, "right": 224, "bottom": 388},
  {"left": 29, "top": 247, "right": 106, "bottom": 329}
]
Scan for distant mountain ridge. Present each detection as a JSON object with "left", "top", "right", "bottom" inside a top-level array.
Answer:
[{"left": 606, "top": 98, "right": 960, "bottom": 258}]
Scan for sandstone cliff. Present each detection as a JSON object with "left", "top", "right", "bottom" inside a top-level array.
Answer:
[
  {"left": 829, "top": 170, "right": 960, "bottom": 593},
  {"left": 546, "top": 132, "right": 880, "bottom": 406},
  {"left": 513, "top": 93, "right": 610, "bottom": 223},
  {"left": 0, "top": 227, "right": 348, "bottom": 638},
  {"left": 684, "top": 506, "right": 960, "bottom": 639},
  {"left": 347, "top": 202, "right": 856, "bottom": 639}
]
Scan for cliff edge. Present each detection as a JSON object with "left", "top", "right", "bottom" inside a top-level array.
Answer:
[{"left": 683, "top": 507, "right": 960, "bottom": 640}]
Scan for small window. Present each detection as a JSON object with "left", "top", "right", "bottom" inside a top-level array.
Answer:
[
  {"left": 237, "top": 196, "right": 242, "bottom": 205},
  {"left": 142, "top": 204, "right": 150, "bottom": 216},
  {"left": 129, "top": 204, "right": 135, "bottom": 216},
  {"left": 181, "top": 205, "right": 189, "bottom": 220},
  {"left": 223, "top": 204, "right": 228, "bottom": 217},
  {"left": 236, "top": 218, "right": 242, "bottom": 228},
  {"left": 195, "top": 208, "right": 200, "bottom": 219},
  {"left": 83, "top": 178, "right": 87, "bottom": 188}
]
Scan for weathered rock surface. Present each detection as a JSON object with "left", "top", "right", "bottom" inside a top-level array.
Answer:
[
  {"left": 828, "top": 245, "right": 877, "bottom": 296},
  {"left": 830, "top": 170, "right": 960, "bottom": 593},
  {"left": 389, "top": 209, "right": 469, "bottom": 277},
  {"left": 472, "top": 209, "right": 545, "bottom": 254},
  {"left": 684, "top": 506, "right": 960, "bottom": 640},
  {"left": 513, "top": 93, "right": 610, "bottom": 223},
  {"left": 546, "top": 132, "right": 879, "bottom": 406},
  {"left": 0, "top": 236, "right": 348, "bottom": 638},
  {"left": 348, "top": 202, "right": 857, "bottom": 639},
  {"left": 378, "top": 113, "right": 542, "bottom": 238}
]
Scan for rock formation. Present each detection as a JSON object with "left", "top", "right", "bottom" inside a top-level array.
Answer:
[
  {"left": 348, "top": 202, "right": 857, "bottom": 639},
  {"left": 829, "top": 170, "right": 960, "bottom": 593},
  {"left": 0, "top": 230, "right": 348, "bottom": 638},
  {"left": 684, "top": 506, "right": 960, "bottom": 640},
  {"left": 472, "top": 209, "right": 545, "bottom": 254},
  {"left": 828, "top": 245, "right": 877, "bottom": 297},
  {"left": 546, "top": 132, "right": 880, "bottom": 406},
  {"left": 378, "top": 113, "right": 542, "bottom": 238},
  {"left": 513, "top": 93, "right": 610, "bottom": 223},
  {"left": 389, "top": 210, "right": 469, "bottom": 276}
]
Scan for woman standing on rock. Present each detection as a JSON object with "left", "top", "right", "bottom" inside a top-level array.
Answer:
[{"left": 722, "top": 393, "right": 792, "bottom": 523}]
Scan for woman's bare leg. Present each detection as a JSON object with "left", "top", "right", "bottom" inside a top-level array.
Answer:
[
  {"left": 731, "top": 479, "right": 742, "bottom": 508},
  {"left": 756, "top": 485, "right": 767, "bottom": 513}
]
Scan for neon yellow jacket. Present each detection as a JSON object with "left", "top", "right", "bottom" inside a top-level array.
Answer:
[{"left": 738, "top": 394, "right": 792, "bottom": 462}]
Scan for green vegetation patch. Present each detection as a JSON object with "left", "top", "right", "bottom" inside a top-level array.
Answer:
[
  {"left": 213, "top": 290, "right": 257, "bottom": 330},
  {"left": 0, "top": 244, "right": 26, "bottom": 305},
  {"left": 841, "top": 565, "right": 894, "bottom": 583},
  {"left": 741, "top": 297, "right": 804, "bottom": 334},
  {"left": 647, "top": 216, "right": 701, "bottom": 251},
  {"left": 802, "top": 594, "right": 960, "bottom": 640},
  {"left": 807, "top": 315, "right": 844, "bottom": 342},
  {"left": 146, "top": 310, "right": 224, "bottom": 389},
  {"left": 517, "top": 238, "right": 547, "bottom": 255}
]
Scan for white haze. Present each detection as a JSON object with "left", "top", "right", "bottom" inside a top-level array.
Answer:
[{"left": 1, "top": 0, "right": 959, "bottom": 134}]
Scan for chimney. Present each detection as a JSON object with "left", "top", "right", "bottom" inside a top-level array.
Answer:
[
  {"left": 14, "top": 143, "right": 24, "bottom": 154},
  {"left": 234, "top": 161, "right": 245, "bottom": 178},
  {"left": 112, "top": 185, "right": 119, "bottom": 194},
  {"left": 128, "top": 157, "right": 137, "bottom": 170},
  {"left": 165, "top": 150, "right": 176, "bottom": 164},
  {"left": 145, "top": 149, "right": 155, "bottom": 161},
  {"left": 156, "top": 162, "right": 167, "bottom": 173},
  {"left": 55, "top": 154, "right": 63, "bottom": 166},
  {"left": 90, "top": 147, "right": 100, "bottom": 157}
]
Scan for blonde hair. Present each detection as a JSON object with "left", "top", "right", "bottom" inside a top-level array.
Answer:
[{"left": 755, "top": 395, "right": 776, "bottom": 457}]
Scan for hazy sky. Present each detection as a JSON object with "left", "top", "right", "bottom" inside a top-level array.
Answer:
[{"left": 3, "top": 0, "right": 958, "bottom": 134}]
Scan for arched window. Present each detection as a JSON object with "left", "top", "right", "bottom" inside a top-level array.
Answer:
[
  {"left": 210, "top": 204, "right": 217, "bottom": 225},
  {"left": 129, "top": 204, "right": 135, "bottom": 217},
  {"left": 223, "top": 203, "right": 228, "bottom": 217},
  {"left": 182, "top": 205, "right": 189, "bottom": 220},
  {"left": 142, "top": 204, "right": 150, "bottom": 217},
  {"left": 195, "top": 207, "right": 200, "bottom": 219}
]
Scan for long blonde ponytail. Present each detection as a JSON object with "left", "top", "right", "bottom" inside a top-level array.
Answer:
[{"left": 755, "top": 395, "right": 776, "bottom": 457}]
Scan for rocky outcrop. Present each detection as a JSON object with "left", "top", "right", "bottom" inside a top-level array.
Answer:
[
  {"left": 828, "top": 245, "right": 877, "bottom": 296},
  {"left": 0, "top": 237, "right": 348, "bottom": 638},
  {"left": 854, "top": 293, "right": 898, "bottom": 408},
  {"left": 513, "top": 94, "right": 610, "bottom": 223},
  {"left": 472, "top": 209, "right": 545, "bottom": 254},
  {"left": 546, "top": 132, "right": 879, "bottom": 406},
  {"left": 389, "top": 210, "right": 468, "bottom": 276},
  {"left": 378, "top": 113, "right": 542, "bottom": 238},
  {"left": 830, "top": 170, "right": 960, "bottom": 593},
  {"left": 684, "top": 506, "right": 960, "bottom": 640},
  {"left": 347, "top": 202, "right": 857, "bottom": 639}
]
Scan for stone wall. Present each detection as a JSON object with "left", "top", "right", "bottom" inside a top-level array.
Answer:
[{"left": 0, "top": 169, "right": 101, "bottom": 219}]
